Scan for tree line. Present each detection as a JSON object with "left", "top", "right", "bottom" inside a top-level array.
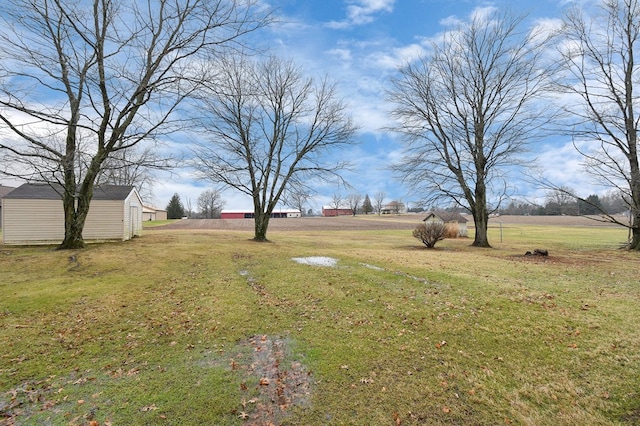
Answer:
[{"left": 165, "top": 189, "right": 226, "bottom": 220}]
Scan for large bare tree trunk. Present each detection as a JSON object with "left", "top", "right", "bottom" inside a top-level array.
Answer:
[
  {"left": 191, "top": 56, "right": 357, "bottom": 242},
  {"left": 254, "top": 212, "right": 271, "bottom": 242},
  {"left": 388, "top": 10, "right": 557, "bottom": 249},
  {"left": 559, "top": 1, "right": 640, "bottom": 251}
]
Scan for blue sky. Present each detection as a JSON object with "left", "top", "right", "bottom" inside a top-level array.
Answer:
[
  {"left": 0, "top": 0, "right": 596, "bottom": 213},
  {"left": 153, "top": 0, "right": 582, "bottom": 213}
]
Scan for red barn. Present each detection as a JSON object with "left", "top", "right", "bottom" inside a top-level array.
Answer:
[
  {"left": 322, "top": 207, "right": 352, "bottom": 217},
  {"left": 220, "top": 209, "right": 301, "bottom": 219}
]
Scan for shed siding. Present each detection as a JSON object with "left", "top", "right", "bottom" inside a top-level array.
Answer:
[
  {"left": 83, "top": 200, "right": 125, "bottom": 240},
  {"left": 2, "top": 199, "right": 65, "bottom": 244},
  {"left": 2, "top": 187, "right": 143, "bottom": 245}
]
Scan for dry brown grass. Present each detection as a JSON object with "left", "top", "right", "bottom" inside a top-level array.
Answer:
[
  {"left": 153, "top": 214, "right": 628, "bottom": 232},
  {"left": 1, "top": 219, "right": 637, "bottom": 425}
]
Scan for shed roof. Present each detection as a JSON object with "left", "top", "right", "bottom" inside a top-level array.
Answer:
[
  {"left": 0, "top": 185, "right": 16, "bottom": 198},
  {"left": 2, "top": 183, "right": 136, "bottom": 200},
  {"left": 423, "top": 211, "right": 468, "bottom": 223}
]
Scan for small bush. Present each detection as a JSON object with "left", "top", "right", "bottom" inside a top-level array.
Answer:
[{"left": 413, "top": 222, "right": 446, "bottom": 248}]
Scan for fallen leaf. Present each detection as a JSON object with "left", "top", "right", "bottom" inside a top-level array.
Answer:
[{"left": 259, "top": 377, "right": 270, "bottom": 386}]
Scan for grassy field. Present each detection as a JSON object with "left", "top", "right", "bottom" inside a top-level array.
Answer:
[{"left": 1, "top": 219, "right": 639, "bottom": 425}]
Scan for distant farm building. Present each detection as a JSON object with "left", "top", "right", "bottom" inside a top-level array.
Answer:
[
  {"left": 143, "top": 205, "right": 168, "bottom": 221},
  {"left": 220, "top": 209, "right": 301, "bottom": 219},
  {"left": 423, "top": 211, "right": 468, "bottom": 237},
  {"left": 1, "top": 183, "right": 143, "bottom": 245},
  {"left": 0, "top": 184, "right": 16, "bottom": 228},
  {"left": 381, "top": 201, "right": 407, "bottom": 215},
  {"left": 322, "top": 206, "right": 352, "bottom": 217}
]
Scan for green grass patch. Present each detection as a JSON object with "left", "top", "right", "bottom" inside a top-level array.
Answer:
[
  {"left": 1, "top": 226, "right": 639, "bottom": 425},
  {"left": 142, "top": 219, "right": 179, "bottom": 228}
]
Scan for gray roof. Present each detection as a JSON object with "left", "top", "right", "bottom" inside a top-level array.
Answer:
[
  {"left": 423, "top": 211, "right": 468, "bottom": 223},
  {"left": 0, "top": 185, "right": 16, "bottom": 198},
  {"left": 2, "top": 183, "right": 136, "bottom": 201}
]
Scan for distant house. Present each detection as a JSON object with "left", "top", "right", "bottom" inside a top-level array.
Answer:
[
  {"left": 0, "top": 185, "right": 16, "bottom": 229},
  {"left": 381, "top": 201, "right": 407, "bottom": 215},
  {"left": 143, "top": 205, "right": 168, "bottom": 221},
  {"left": 220, "top": 209, "right": 301, "bottom": 219},
  {"left": 1, "top": 183, "right": 143, "bottom": 245},
  {"left": 423, "top": 211, "right": 468, "bottom": 237}
]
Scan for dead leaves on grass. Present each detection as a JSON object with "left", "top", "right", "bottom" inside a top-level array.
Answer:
[{"left": 228, "top": 335, "right": 312, "bottom": 425}]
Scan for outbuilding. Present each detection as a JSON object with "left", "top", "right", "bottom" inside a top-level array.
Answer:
[
  {"left": 423, "top": 211, "right": 469, "bottom": 237},
  {"left": 322, "top": 206, "right": 352, "bottom": 217},
  {"left": 143, "top": 205, "right": 168, "bottom": 221},
  {"left": 220, "top": 209, "right": 301, "bottom": 219},
  {"left": 0, "top": 185, "right": 16, "bottom": 229},
  {"left": 1, "top": 183, "right": 143, "bottom": 245}
]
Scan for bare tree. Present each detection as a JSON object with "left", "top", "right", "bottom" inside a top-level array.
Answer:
[
  {"left": 374, "top": 191, "right": 386, "bottom": 215},
  {"left": 197, "top": 189, "right": 225, "bottom": 218},
  {"left": 329, "top": 193, "right": 344, "bottom": 216},
  {"left": 388, "top": 10, "right": 558, "bottom": 247},
  {"left": 96, "top": 146, "right": 174, "bottom": 203},
  {"left": 191, "top": 56, "right": 358, "bottom": 241},
  {"left": 556, "top": 0, "right": 640, "bottom": 250},
  {"left": 545, "top": 186, "right": 579, "bottom": 216},
  {"left": 347, "top": 193, "right": 362, "bottom": 215},
  {"left": 0, "top": 0, "right": 269, "bottom": 249},
  {"left": 284, "top": 189, "right": 310, "bottom": 216}
]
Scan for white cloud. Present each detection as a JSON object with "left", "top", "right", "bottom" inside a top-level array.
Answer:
[
  {"left": 326, "top": 48, "right": 353, "bottom": 63},
  {"left": 346, "top": 0, "right": 395, "bottom": 24},
  {"left": 326, "top": 0, "right": 395, "bottom": 29},
  {"left": 368, "top": 43, "right": 425, "bottom": 70}
]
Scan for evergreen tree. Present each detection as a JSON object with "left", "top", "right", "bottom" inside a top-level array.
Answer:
[
  {"left": 166, "top": 193, "right": 185, "bottom": 219},
  {"left": 362, "top": 194, "right": 373, "bottom": 215}
]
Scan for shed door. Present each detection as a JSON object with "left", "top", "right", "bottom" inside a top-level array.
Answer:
[{"left": 130, "top": 205, "right": 140, "bottom": 238}]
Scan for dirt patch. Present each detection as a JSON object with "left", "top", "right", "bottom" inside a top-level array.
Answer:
[
  {"left": 230, "top": 335, "right": 312, "bottom": 425},
  {"left": 149, "top": 214, "right": 628, "bottom": 232},
  {"left": 148, "top": 215, "right": 422, "bottom": 232}
]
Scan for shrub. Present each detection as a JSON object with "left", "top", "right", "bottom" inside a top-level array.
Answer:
[
  {"left": 413, "top": 222, "right": 446, "bottom": 248},
  {"left": 443, "top": 223, "right": 460, "bottom": 239}
]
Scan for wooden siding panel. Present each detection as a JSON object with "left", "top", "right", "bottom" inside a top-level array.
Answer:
[
  {"left": 84, "top": 201, "right": 124, "bottom": 240},
  {"left": 2, "top": 199, "right": 65, "bottom": 244}
]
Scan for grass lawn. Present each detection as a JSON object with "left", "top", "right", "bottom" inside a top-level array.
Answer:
[{"left": 1, "top": 223, "right": 639, "bottom": 425}]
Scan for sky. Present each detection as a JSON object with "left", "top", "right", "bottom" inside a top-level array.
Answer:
[{"left": 0, "top": 0, "right": 603, "bottom": 213}]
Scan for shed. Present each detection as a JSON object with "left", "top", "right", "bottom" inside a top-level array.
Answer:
[
  {"left": 143, "top": 205, "right": 168, "bottom": 221},
  {"left": 1, "top": 183, "right": 143, "bottom": 245},
  {"left": 0, "top": 185, "right": 16, "bottom": 229},
  {"left": 423, "top": 211, "right": 468, "bottom": 237}
]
